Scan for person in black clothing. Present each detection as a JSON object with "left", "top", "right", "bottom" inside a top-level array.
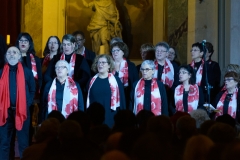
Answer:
[
  {"left": 44, "top": 34, "right": 91, "bottom": 92},
  {"left": 214, "top": 71, "right": 240, "bottom": 122},
  {"left": 87, "top": 54, "right": 126, "bottom": 128},
  {"left": 174, "top": 65, "right": 204, "bottom": 113},
  {"left": 0, "top": 47, "right": 35, "bottom": 159},
  {"left": 131, "top": 60, "right": 168, "bottom": 116},
  {"left": 110, "top": 42, "right": 139, "bottom": 110},
  {"left": 15, "top": 32, "right": 43, "bottom": 146},
  {"left": 72, "top": 31, "right": 96, "bottom": 63},
  {"left": 189, "top": 42, "right": 221, "bottom": 104},
  {"left": 42, "top": 60, "right": 84, "bottom": 120}
]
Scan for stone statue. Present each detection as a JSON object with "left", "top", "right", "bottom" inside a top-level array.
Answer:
[{"left": 82, "top": 0, "right": 122, "bottom": 54}]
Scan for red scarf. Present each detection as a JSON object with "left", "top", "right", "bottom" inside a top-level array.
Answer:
[
  {"left": 133, "top": 78, "right": 162, "bottom": 115},
  {"left": 112, "top": 58, "right": 129, "bottom": 87},
  {"left": 86, "top": 73, "right": 120, "bottom": 110},
  {"left": 0, "top": 63, "right": 27, "bottom": 130},
  {"left": 153, "top": 59, "right": 174, "bottom": 88},
  {"left": 60, "top": 53, "right": 76, "bottom": 78},
  {"left": 174, "top": 84, "right": 199, "bottom": 113},
  {"left": 190, "top": 60, "right": 204, "bottom": 86},
  {"left": 42, "top": 54, "right": 51, "bottom": 74},
  {"left": 48, "top": 77, "right": 79, "bottom": 118},
  {"left": 215, "top": 88, "right": 238, "bottom": 119}
]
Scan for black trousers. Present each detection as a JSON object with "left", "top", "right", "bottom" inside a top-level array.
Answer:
[{"left": 0, "top": 108, "right": 30, "bottom": 159}]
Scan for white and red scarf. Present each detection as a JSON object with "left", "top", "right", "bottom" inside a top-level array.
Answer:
[
  {"left": 112, "top": 59, "right": 128, "bottom": 87},
  {"left": 133, "top": 78, "right": 162, "bottom": 115},
  {"left": 30, "top": 53, "right": 38, "bottom": 80},
  {"left": 174, "top": 84, "right": 199, "bottom": 113},
  {"left": 215, "top": 87, "right": 238, "bottom": 119},
  {"left": 153, "top": 59, "right": 174, "bottom": 88},
  {"left": 86, "top": 73, "right": 120, "bottom": 110},
  {"left": 48, "top": 76, "right": 78, "bottom": 118},
  {"left": 190, "top": 60, "right": 204, "bottom": 86},
  {"left": 60, "top": 53, "right": 76, "bottom": 78}
]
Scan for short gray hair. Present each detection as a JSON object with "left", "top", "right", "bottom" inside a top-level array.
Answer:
[
  {"left": 141, "top": 60, "right": 155, "bottom": 70},
  {"left": 55, "top": 60, "right": 70, "bottom": 72}
]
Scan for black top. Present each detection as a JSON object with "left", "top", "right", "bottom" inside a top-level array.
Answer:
[
  {"left": 131, "top": 79, "right": 169, "bottom": 116},
  {"left": 157, "top": 64, "right": 164, "bottom": 80},
  {"left": 183, "top": 91, "right": 189, "bottom": 112},
  {"left": 0, "top": 63, "right": 36, "bottom": 108},
  {"left": 144, "top": 80, "right": 152, "bottom": 111},
  {"left": 88, "top": 76, "right": 126, "bottom": 127},
  {"left": 9, "top": 64, "right": 18, "bottom": 107},
  {"left": 223, "top": 94, "right": 233, "bottom": 114},
  {"left": 190, "top": 59, "right": 221, "bottom": 103}
]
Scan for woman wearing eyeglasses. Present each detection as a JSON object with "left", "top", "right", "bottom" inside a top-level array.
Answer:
[
  {"left": 214, "top": 71, "right": 240, "bottom": 121},
  {"left": 42, "top": 60, "right": 84, "bottom": 119},
  {"left": 87, "top": 54, "right": 126, "bottom": 127},
  {"left": 16, "top": 32, "right": 43, "bottom": 95},
  {"left": 41, "top": 36, "right": 61, "bottom": 74},
  {"left": 110, "top": 42, "right": 139, "bottom": 110},
  {"left": 174, "top": 65, "right": 204, "bottom": 113},
  {"left": 131, "top": 60, "right": 168, "bottom": 116},
  {"left": 44, "top": 34, "right": 91, "bottom": 91}
]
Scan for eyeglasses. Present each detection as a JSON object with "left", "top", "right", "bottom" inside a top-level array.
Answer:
[
  {"left": 190, "top": 49, "right": 200, "bottom": 52},
  {"left": 178, "top": 71, "right": 189, "bottom": 75},
  {"left": 62, "top": 43, "right": 72, "bottom": 47},
  {"left": 156, "top": 50, "right": 167, "bottom": 53},
  {"left": 48, "top": 42, "right": 58, "bottom": 45},
  {"left": 55, "top": 66, "right": 67, "bottom": 70},
  {"left": 140, "top": 68, "right": 153, "bottom": 72},
  {"left": 224, "top": 78, "right": 235, "bottom": 82},
  {"left": 97, "top": 61, "right": 108, "bottom": 65},
  {"left": 19, "top": 39, "right": 29, "bottom": 44},
  {"left": 112, "top": 49, "right": 121, "bottom": 53}
]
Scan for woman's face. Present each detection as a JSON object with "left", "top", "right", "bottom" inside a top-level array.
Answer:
[
  {"left": 55, "top": 62, "right": 68, "bottom": 78},
  {"left": 97, "top": 57, "right": 110, "bottom": 74},
  {"left": 62, "top": 39, "right": 75, "bottom": 55},
  {"left": 179, "top": 68, "right": 191, "bottom": 83},
  {"left": 191, "top": 46, "right": 203, "bottom": 61},
  {"left": 18, "top": 36, "right": 30, "bottom": 53},
  {"left": 168, "top": 48, "right": 175, "bottom": 61},
  {"left": 48, "top": 37, "right": 59, "bottom": 52},
  {"left": 141, "top": 64, "right": 154, "bottom": 80},
  {"left": 111, "top": 46, "right": 124, "bottom": 61},
  {"left": 224, "top": 77, "right": 238, "bottom": 90}
]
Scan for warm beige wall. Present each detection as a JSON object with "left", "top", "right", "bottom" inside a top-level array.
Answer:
[
  {"left": 21, "top": 0, "right": 66, "bottom": 57},
  {"left": 153, "top": 0, "right": 167, "bottom": 44},
  {"left": 187, "top": 0, "right": 218, "bottom": 64},
  {"left": 42, "top": 0, "right": 66, "bottom": 57},
  {"left": 21, "top": 0, "right": 43, "bottom": 57}
]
